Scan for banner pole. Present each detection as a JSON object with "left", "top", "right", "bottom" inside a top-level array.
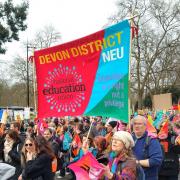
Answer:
[
  {"left": 86, "top": 117, "right": 93, "bottom": 139},
  {"left": 32, "top": 50, "right": 37, "bottom": 115},
  {"left": 128, "top": 14, "right": 137, "bottom": 132},
  {"left": 126, "top": 14, "right": 139, "bottom": 20}
]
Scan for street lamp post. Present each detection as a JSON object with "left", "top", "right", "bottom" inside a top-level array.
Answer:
[
  {"left": 26, "top": 42, "right": 36, "bottom": 107},
  {"left": 26, "top": 44, "right": 29, "bottom": 107}
]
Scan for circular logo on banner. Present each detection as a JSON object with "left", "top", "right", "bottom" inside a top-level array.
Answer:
[{"left": 43, "top": 64, "right": 86, "bottom": 113}]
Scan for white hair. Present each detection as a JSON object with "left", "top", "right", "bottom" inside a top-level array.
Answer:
[{"left": 131, "top": 115, "right": 147, "bottom": 125}]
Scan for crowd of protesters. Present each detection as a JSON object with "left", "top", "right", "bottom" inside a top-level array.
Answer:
[{"left": 0, "top": 110, "right": 179, "bottom": 180}]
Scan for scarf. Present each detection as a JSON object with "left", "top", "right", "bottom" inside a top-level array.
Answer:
[
  {"left": 4, "top": 140, "right": 14, "bottom": 162},
  {"left": 104, "top": 150, "right": 127, "bottom": 180},
  {"left": 106, "top": 151, "right": 125, "bottom": 175}
]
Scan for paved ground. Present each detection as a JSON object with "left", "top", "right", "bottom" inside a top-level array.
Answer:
[
  {"left": 55, "top": 173, "right": 74, "bottom": 180},
  {"left": 56, "top": 171, "right": 180, "bottom": 180},
  {"left": 54, "top": 169, "right": 180, "bottom": 180}
]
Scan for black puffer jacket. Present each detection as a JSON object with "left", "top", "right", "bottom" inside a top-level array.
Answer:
[
  {"left": 0, "top": 135, "right": 5, "bottom": 161},
  {"left": 159, "top": 134, "right": 180, "bottom": 176},
  {"left": 7, "top": 139, "right": 22, "bottom": 180},
  {"left": 22, "top": 153, "right": 54, "bottom": 180}
]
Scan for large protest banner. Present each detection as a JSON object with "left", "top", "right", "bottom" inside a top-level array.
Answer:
[{"left": 34, "top": 20, "right": 131, "bottom": 122}]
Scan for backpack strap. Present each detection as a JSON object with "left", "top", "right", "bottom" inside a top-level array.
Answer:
[
  {"left": 17, "top": 144, "right": 19, "bottom": 152},
  {"left": 171, "top": 136, "right": 176, "bottom": 144},
  {"left": 143, "top": 136, "right": 151, "bottom": 159}
]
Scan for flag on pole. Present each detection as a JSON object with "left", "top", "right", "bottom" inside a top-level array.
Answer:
[
  {"left": 68, "top": 152, "right": 105, "bottom": 180},
  {"left": 147, "top": 115, "right": 153, "bottom": 125},
  {"left": 131, "top": 20, "right": 138, "bottom": 39},
  {"left": 158, "top": 121, "right": 168, "bottom": 140},
  {"left": 153, "top": 111, "right": 163, "bottom": 128},
  {"left": 37, "top": 119, "right": 48, "bottom": 134},
  {"left": 0, "top": 110, "right": 8, "bottom": 124},
  {"left": 146, "top": 118, "right": 157, "bottom": 138}
]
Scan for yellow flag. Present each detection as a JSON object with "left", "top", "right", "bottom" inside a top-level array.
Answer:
[
  {"left": 147, "top": 115, "right": 153, "bottom": 125},
  {"left": 1, "top": 110, "right": 8, "bottom": 124}
]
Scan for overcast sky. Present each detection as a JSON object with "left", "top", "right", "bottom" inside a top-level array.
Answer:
[{"left": 0, "top": 0, "right": 117, "bottom": 63}]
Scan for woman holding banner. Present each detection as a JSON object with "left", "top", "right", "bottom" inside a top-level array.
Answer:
[{"left": 103, "top": 131, "right": 136, "bottom": 179}]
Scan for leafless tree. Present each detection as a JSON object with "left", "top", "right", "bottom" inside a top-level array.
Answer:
[
  {"left": 28, "top": 25, "right": 61, "bottom": 50},
  {"left": 107, "top": 0, "right": 180, "bottom": 109},
  {"left": 2, "top": 25, "right": 61, "bottom": 107}
]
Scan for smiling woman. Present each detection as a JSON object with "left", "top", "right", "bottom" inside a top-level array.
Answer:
[
  {"left": 20, "top": 136, "right": 55, "bottom": 180},
  {"left": 103, "top": 131, "right": 136, "bottom": 179},
  {"left": 3, "top": 130, "right": 22, "bottom": 179},
  {"left": 21, "top": 136, "right": 36, "bottom": 168}
]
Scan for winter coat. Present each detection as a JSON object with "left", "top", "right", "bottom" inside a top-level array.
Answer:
[
  {"left": 132, "top": 131, "right": 163, "bottom": 180},
  {"left": 159, "top": 133, "right": 180, "bottom": 176},
  {"left": 4, "top": 139, "right": 22, "bottom": 180},
  {"left": 105, "top": 151, "right": 136, "bottom": 179},
  {"left": 22, "top": 153, "right": 54, "bottom": 180},
  {"left": 48, "top": 138, "right": 59, "bottom": 157},
  {"left": 0, "top": 162, "right": 15, "bottom": 180},
  {"left": 0, "top": 135, "right": 5, "bottom": 161}
]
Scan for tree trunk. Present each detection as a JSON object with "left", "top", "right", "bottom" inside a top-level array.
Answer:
[{"left": 138, "top": 91, "right": 143, "bottom": 109}]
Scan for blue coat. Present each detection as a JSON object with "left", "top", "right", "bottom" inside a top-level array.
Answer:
[{"left": 132, "top": 131, "right": 163, "bottom": 180}]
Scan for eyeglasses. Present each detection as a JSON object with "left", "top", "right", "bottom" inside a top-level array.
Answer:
[
  {"left": 133, "top": 122, "right": 145, "bottom": 126},
  {"left": 25, "top": 143, "right": 33, "bottom": 147}
]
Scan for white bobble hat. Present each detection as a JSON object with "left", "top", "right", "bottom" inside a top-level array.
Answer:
[{"left": 113, "top": 131, "right": 135, "bottom": 149}]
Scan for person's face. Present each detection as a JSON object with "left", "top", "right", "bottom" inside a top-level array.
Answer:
[
  {"left": 10, "top": 124, "right": 16, "bottom": 131},
  {"left": 58, "top": 126, "right": 64, "bottom": 135},
  {"left": 111, "top": 137, "right": 125, "bottom": 153},
  {"left": 5, "top": 134, "right": 13, "bottom": 143},
  {"left": 133, "top": 118, "right": 146, "bottom": 136},
  {"left": 84, "top": 121, "right": 89, "bottom": 127},
  {"left": 25, "top": 140, "right": 35, "bottom": 152},
  {"left": 27, "top": 126, "right": 33, "bottom": 133},
  {"left": 82, "top": 136, "right": 90, "bottom": 148},
  {"left": 120, "top": 123, "right": 127, "bottom": 131},
  {"left": 106, "top": 125, "right": 113, "bottom": 133},
  {"left": 96, "top": 122, "right": 102, "bottom": 130},
  {"left": 75, "top": 124, "right": 81, "bottom": 133},
  {"left": 43, "top": 130, "right": 52, "bottom": 141},
  {"left": 173, "top": 126, "right": 180, "bottom": 135},
  {"left": 97, "top": 117, "right": 102, "bottom": 121},
  {"left": 48, "top": 125, "right": 55, "bottom": 132}
]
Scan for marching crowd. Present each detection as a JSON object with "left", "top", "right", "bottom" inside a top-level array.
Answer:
[{"left": 0, "top": 111, "right": 180, "bottom": 180}]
